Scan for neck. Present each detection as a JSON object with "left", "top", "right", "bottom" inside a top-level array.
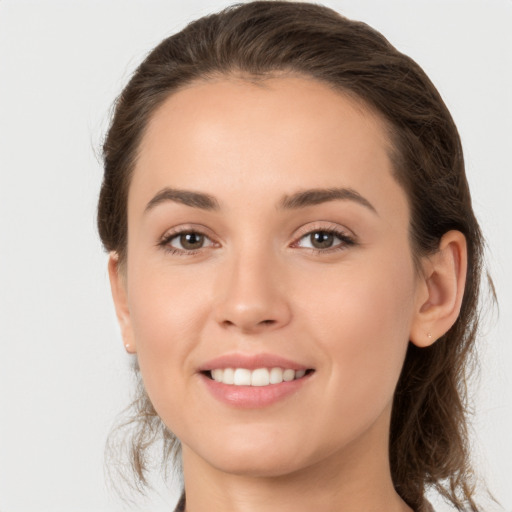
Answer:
[{"left": 180, "top": 406, "right": 413, "bottom": 512}]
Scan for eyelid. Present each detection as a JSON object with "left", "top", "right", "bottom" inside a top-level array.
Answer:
[
  {"left": 159, "top": 223, "right": 217, "bottom": 241},
  {"left": 291, "top": 221, "right": 355, "bottom": 242},
  {"left": 290, "top": 221, "right": 357, "bottom": 252},
  {"left": 156, "top": 221, "right": 356, "bottom": 254},
  {"left": 157, "top": 224, "right": 220, "bottom": 253}
]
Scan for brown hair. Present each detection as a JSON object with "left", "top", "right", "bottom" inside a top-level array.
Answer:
[{"left": 98, "top": 2, "right": 487, "bottom": 509}]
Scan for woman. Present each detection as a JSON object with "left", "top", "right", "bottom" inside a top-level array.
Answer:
[{"left": 98, "top": 2, "right": 488, "bottom": 510}]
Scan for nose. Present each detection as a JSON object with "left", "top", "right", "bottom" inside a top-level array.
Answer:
[{"left": 213, "top": 250, "right": 292, "bottom": 334}]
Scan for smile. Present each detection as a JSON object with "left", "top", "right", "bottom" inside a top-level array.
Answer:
[
  {"left": 208, "top": 367, "right": 309, "bottom": 386},
  {"left": 198, "top": 353, "right": 315, "bottom": 407}
]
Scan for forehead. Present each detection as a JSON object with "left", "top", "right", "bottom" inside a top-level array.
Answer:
[
  {"left": 130, "top": 75, "right": 405, "bottom": 219},
  {"left": 139, "top": 75, "right": 391, "bottom": 162}
]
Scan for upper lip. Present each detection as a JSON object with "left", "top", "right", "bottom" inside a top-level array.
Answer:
[{"left": 197, "top": 353, "right": 312, "bottom": 372}]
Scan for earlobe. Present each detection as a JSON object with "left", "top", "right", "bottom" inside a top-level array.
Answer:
[
  {"left": 410, "top": 230, "right": 467, "bottom": 348},
  {"left": 108, "top": 252, "right": 136, "bottom": 353}
]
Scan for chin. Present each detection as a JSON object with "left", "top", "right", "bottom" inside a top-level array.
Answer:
[
  {"left": 209, "top": 451, "right": 306, "bottom": 479},
  {"left": 184, "top": 428, "right": 324, "bottom": 479}
]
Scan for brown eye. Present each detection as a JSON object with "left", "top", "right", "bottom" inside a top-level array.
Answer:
[
  {"left": 310, "top": 231, "right": 334, "bottom": 249},
  {"left": 179, "top": 232, "right": 205, "bottom": 250},
  {"left": 163, "top": 230, "right": 215, "bottom": 253},
  {"left": 295, "top": 229, "right": 355, "bottom": 252}
]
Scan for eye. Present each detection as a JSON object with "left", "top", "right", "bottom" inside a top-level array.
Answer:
[
  {"left": 160, "top": 230, "right": 216, "bottom": 253},
  {"left": 294, "top": 229, "right": 355, "bottom": 251}
]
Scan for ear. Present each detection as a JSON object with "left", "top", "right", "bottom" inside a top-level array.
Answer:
[
  {"left": 410, "top": 230, "right": 468, "bottom": 348},
  {"left": 108, "top": 253, "right": 136, "bottom": 353}
]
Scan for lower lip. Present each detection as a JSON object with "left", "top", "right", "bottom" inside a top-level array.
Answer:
[{"left": 200, "top": 372, "right": 313, "bottom": 409}]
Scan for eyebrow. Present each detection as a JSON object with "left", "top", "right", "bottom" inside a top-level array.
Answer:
[
  {"left": 144, "top": 187, "right": 220, "bottom": 213},
  {"left": 144, "top": 186, "right": 377, "bottom": 215},
  {"left": 280, "top": 187, "right": 377, "bottom": 214}
]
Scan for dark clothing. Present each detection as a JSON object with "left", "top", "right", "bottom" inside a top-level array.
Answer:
[
  {"left": 173, "top": 492, "right": 435, "bottom": 511},
  {"left": 423, "top": 500, "right": 435, "bottom": 512},
  {"left": 174, "top": 492, "right": 186, "bottom": 512}
]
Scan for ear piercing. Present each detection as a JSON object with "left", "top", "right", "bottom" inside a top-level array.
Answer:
[{"left": 427, "top": 333, "right": 433, "bottom": 340}]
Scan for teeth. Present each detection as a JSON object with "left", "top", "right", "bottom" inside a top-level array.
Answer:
[
  {"left": 223, "top": 367, "right": 234, "bottom": 384},
  {"left": 209, "top": 367, "right": 309, "bottom": 386},
  {"left": 251, "top": 368, "right": 270, "bottom": 387},
  {"left": 283, "top": 369, "right": 295, "bottom": 382},
  {"left": 269, "top": 367, "right": 283, "bottom": 384},
  {"left": 211, "top": 369, "right": 223, "bottom": 382},
  {"left": 233, "top": 368, "right": 251, "bottom": 386}
]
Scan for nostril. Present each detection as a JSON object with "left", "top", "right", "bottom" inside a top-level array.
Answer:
[{"left": 220, "top": 318, "right": 276, "bottom": 329}]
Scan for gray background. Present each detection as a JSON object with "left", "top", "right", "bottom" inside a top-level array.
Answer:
[{"left": 0, "top": 1, "right": 510, "bottom": 510}]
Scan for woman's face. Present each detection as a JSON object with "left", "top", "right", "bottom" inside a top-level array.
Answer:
[{"left": 113, "top": 75, "right": 427, "bottom": 478}]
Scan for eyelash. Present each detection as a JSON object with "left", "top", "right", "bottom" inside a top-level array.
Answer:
[
  {"left": 158, "top": 228, "right": 217, "bottom": 256},
  {"left": 292, "top": 227, "right": 356, "bottom": 254},
  {"left": 158, "top": 226, "right": 356, "bottom": 256}
]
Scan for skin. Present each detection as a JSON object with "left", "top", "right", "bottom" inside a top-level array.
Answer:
[{"left": 109, "top": 75, "right": 467, "bottom": 512}]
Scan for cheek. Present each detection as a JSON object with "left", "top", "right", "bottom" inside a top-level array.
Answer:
[
  {"left": 305, "top": 250, "right": 415, "bottom": 337},
  {"left": 128, "top": 260, "right": 211, "bottom": 343},
  {"left": 302, "top": 254, "right": 416, "bottom": 424},
  {"left": 126, "top": 265, "right": 212, "bottom": 402}
]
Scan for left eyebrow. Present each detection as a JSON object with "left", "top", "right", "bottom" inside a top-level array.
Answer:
[{"left": 279, "top": 187, "right": 378, "bottom": 214}]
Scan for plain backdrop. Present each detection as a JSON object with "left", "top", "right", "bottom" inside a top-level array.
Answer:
[{"left": 0, "top": 1, "right": 510, "bottom": 511}]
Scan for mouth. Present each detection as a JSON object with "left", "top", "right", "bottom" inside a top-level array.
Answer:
[
  {"left": 202, "top": 367, "right": 315, "bottom": 387},
  {"left": 198, "top": 353, "right": 315, "bottom": 408}
]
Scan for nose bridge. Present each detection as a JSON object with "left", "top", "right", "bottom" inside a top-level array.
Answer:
[{"left": 214, "top": 240, "right": 291, "bottom": 333}]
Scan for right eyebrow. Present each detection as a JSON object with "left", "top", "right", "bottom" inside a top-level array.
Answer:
[{"left": 144, "top": 187, "right": 220, "bottom": 213}]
